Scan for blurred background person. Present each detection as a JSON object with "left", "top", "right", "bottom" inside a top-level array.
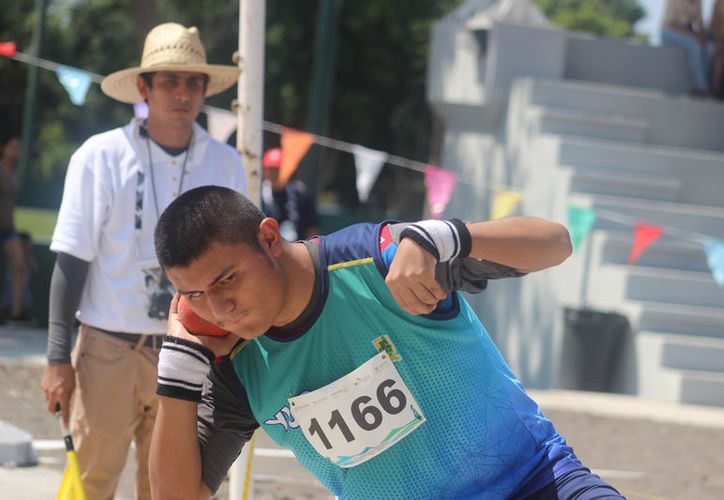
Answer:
[
  {"left": 709, "top": 0, "right": 724, "bottom": 96},
  {"left": 261, "top": 147, "right": 320, "bottom": 240},
  {"left": 0, "top": 134, "right": 30, "bottom": 323},
  {"left": 661, "top": 0, "right": 711, "bottom": 96},
  {"left": 2, "top": 232, "right": 37, "bottom": 322}
]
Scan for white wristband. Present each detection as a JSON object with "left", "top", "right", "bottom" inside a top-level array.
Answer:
[
  {"left": 157, "top": 337, "right": 215, "bottom": 402},
  {"left": 400, "top": 219, "right": 472, "bottom": 262}
]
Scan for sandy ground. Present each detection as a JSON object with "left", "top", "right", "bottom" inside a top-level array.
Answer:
[{"left": 2, "top": 358, "right": 724, "bottom": 499}]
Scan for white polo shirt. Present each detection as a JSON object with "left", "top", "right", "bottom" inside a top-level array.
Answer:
[{"left": 51, "top": 118, "right": 248, "bottom": 334}]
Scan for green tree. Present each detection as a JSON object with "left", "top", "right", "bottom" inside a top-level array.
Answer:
[
  {"left": 2, "top": 0, "right": 463, "bottom": 219},
  {"left": 535, "top": 0, "right": 646, "bottom": 39}
]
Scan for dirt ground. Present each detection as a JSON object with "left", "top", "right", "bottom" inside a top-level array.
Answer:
[{"left": 2, "top": 363, "right": 723, "bottom": 499}]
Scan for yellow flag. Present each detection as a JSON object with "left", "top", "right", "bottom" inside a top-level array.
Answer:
[
  {"left": 491, "top": 189, "right": 522, "bottom": 220},
  {"left": 57, "top": 450, "right": 87, "bottom": 500}
]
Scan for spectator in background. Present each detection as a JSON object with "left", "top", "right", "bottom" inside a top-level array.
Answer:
[
  {"left": 709, "top": 0, "right": 724, "bottom": 96},
  {"left": 40, "top": 23, "right": 246, "bottom": 500},
  {"left": 0, "top": 134, "right": 30, "bottom": 323},
  {"left": 662, "top": 0, "right": 711, "bottom": 95},
  {"left": 261, "top": 147, "right": 320, "bottom": 240},
  {"left": 2, "top": 232, "right": 37, "bottom": 322}
]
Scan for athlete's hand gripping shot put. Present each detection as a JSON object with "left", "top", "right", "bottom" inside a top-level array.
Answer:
[{"left": 149, "top": 185, "right": 624, "bottom": 499}]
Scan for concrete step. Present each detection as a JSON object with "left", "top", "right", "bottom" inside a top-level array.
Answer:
[
  {"left": 637, "top": 302, "right": 724, "bottom": 339},
  {"left": 563, "top": 166, "right": 680, "bottom": 202},
  {"left": 679, "top": 371, "right": 724, "bottom": 406},
  {"left": 518, "top": 77, "right": 724, "bottom": 152},
  {"left": 581, "top": 265, "right": 724, "bottom": 325},
  {"left": 636, "top": 334, "right": 724, "bottom": 407},
  {"left": 640, "top": 332, "right": 724, "bottom": 372},
  {"left": 551, "top": 137, "right": 724, "bottom": 208},
  {"left": 525, "top": 77, "right": 678, "bottom": 120},
  {"left": 591, "top": 230, "right": 707, "bottom": 272},
  {"left": 524, "top": 105, "right": 647, "bottom": 143},
  {"left": 625, "top": 266, "right": 724, "bottom": 309},
  {"left": 567, "top": 192, "right": 724, "bottom": 236}
]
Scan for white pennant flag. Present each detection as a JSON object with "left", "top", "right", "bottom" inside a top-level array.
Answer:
[
  {"left": 352, "top": 144, "right": 388, "bottom": 203},
  {"left": 205, "top": 107, "right": 237, "bottom": 143}
]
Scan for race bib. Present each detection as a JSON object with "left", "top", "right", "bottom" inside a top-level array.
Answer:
[{"left": 289, "top": 352, "right": 426, "bottom": 468}]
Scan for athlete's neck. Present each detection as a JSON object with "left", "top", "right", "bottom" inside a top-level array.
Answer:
[
  {"left": 144, "top": 118, "right": 192, "bottom": 149},
  {"left": 274, "top": 242, "right": 315, "bottom": 327}
]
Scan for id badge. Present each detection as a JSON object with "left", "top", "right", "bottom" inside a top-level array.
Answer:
[
  {"left": 139, "top": 259, "right": 175, "bottom": 320},
  {"left": 289, "top": 352, "right": 426, "bottom": 468}
]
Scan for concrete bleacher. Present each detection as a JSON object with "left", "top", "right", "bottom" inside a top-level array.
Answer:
[
  {"left": 427, "top": 13, "right": 724, "bottom": 407},
  {"left": 511, "top": 78, "right": 724, "bottom": 407}
]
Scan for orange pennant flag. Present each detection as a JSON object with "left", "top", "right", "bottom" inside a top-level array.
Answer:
[
  {"left": 628, "top": 222, "right": 663, "bottom": 264},
  {"left": 280, "top": 128, "right": 315, "bottom": 185}
]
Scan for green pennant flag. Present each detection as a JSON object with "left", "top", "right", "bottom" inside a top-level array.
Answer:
[{"left": 567, "top": 205, "right": 596, "bottom": 252}]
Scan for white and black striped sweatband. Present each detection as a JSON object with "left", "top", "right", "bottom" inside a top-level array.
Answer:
[
  {"left": 157, "top": 336, "right": 216, "bottom": 402},
  {"left": 399, "top": 218, "right": 472, "bottom": 262}
]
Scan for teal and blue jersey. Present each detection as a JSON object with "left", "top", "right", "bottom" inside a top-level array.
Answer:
[{"left": 199, "top": 222, "right": 581, "bottom": 498}]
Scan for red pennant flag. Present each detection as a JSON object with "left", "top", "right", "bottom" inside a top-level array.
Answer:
[
  {"left": 0, "top": 41, "right": 17, "bottom": 58},
  {"left": 628, "top": 222, "right": 663, "bottom": 264},
  {"left": 280, "top": 128, "right": 315, "bottom": 185}
]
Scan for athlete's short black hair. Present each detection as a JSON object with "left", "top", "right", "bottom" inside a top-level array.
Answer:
[{"left": 155, "top": 185, "right": 265, "bottom": 269}]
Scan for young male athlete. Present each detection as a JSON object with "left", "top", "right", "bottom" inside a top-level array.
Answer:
[{"left": 149, "top": 185, "right": 623, "bottom": 499}]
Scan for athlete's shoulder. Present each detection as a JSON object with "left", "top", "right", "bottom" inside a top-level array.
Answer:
[{"left": 318, "top": 221, "right": 384, "bottom": 266}]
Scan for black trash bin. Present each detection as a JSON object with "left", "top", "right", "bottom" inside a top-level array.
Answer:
[{"left": 557, "top": 307, "right": 630, "bottom": 392}]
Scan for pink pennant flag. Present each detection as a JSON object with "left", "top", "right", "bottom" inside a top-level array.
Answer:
[
  {"left": 280, "top": 128, "right": 315, "bottom": 185},
  {"left": 424, "top": 165, "right": 457, "bottom": 219},
  {"left": 628, "top": 222, "right": 663, "bottom": 264}
]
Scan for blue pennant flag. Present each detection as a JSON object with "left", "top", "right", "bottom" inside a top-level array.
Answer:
[
  {"left": 704, "top": 238, "right": 724, "bottom": 286},
  {"left": 56, "top": 65, "right": 92, "bottom": 106}
]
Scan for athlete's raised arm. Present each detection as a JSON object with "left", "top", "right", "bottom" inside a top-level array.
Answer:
[{"left": 385, "top": 216, "right": 571, "bottom": 315}]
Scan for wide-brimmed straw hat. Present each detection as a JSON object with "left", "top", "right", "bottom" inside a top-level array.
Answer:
[{"left": 101, "top": 23, "right": 240, "bottom": 104}]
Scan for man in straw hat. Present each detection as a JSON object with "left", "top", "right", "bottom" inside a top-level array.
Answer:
[{"left": 41, "top": 22, "right": 247, "bottom": 499}]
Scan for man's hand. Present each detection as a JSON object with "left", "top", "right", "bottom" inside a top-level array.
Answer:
[
  {"left": 41, "top": 363, "right": 75, "bottom": 425},
  {"left": 385, "top": 238, "right": 447, "bottom": 315},
  {"left": 167, "top": 294, "right": 239, "bottom": 357}
]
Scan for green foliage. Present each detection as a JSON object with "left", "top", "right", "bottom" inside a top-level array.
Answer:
[
  {"left": 535, "top": 0, "right": 646, "bottom": 39},
  {"left": 2, "top": 0, "right": 463, "bottom": 218}
]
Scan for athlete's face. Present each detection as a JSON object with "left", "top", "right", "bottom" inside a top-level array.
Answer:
[{"left": 167, "top": 229, "right": 287, "bottom": 340}]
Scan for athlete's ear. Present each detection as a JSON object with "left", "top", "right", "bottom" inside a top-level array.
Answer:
[{"left": 258, "top": 217, "right": 283, "bottom": 257}]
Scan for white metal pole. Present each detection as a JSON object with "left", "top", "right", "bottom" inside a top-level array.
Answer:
[
  {"left": 230, "top": 1, "right": 265, "bottom": 499},
  {"left": 236, "top": 0, "right": 266, "bottom": 207}
]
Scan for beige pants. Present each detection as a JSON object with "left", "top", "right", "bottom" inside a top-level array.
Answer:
[{"left": 70, "top": 325, "right": 160, "bottom": 500}]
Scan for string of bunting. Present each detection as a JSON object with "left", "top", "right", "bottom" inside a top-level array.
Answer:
[
  {"left": 567, "top": 204, "right": 724, "bottom": 286},
  {"left": 3, "top": 43, "right": 723, "bottom": 285}
]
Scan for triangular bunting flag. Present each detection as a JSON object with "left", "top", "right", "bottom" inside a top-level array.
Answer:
[
  {"left": 56, "top": 65, "right": 92, "bottom": 106},
  {"left": 206, "top": 107, "right": 237, "bottom": 143},
  {"left": 704, "top": 238, "right": 724, "bottom": 286},
  {"left": 280, "top": 128, "right": 315, "bottom": 185},
  {"left": 566, "top": 205, "right": 596, "bottom": 252},
  {"left": 491, "top": 189, "right": 522, "bottom": 220},
  {"left": 628, "top": 222, "right": 663, "bottom": 264},
  {"left": 424, "top": 165, "right": 457, "bottom": 219},
  {"left": 0, "top": 41, "right": 17, "bottom": 58},
  {"left": 133, "top": 102, "right": 148, "bottom": 119},
  {"left": 351, "top": 145, "right": 388, "bottom": 203},
  {"left": 56, "top": 450, "right": 87, "bottom": 500}
]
